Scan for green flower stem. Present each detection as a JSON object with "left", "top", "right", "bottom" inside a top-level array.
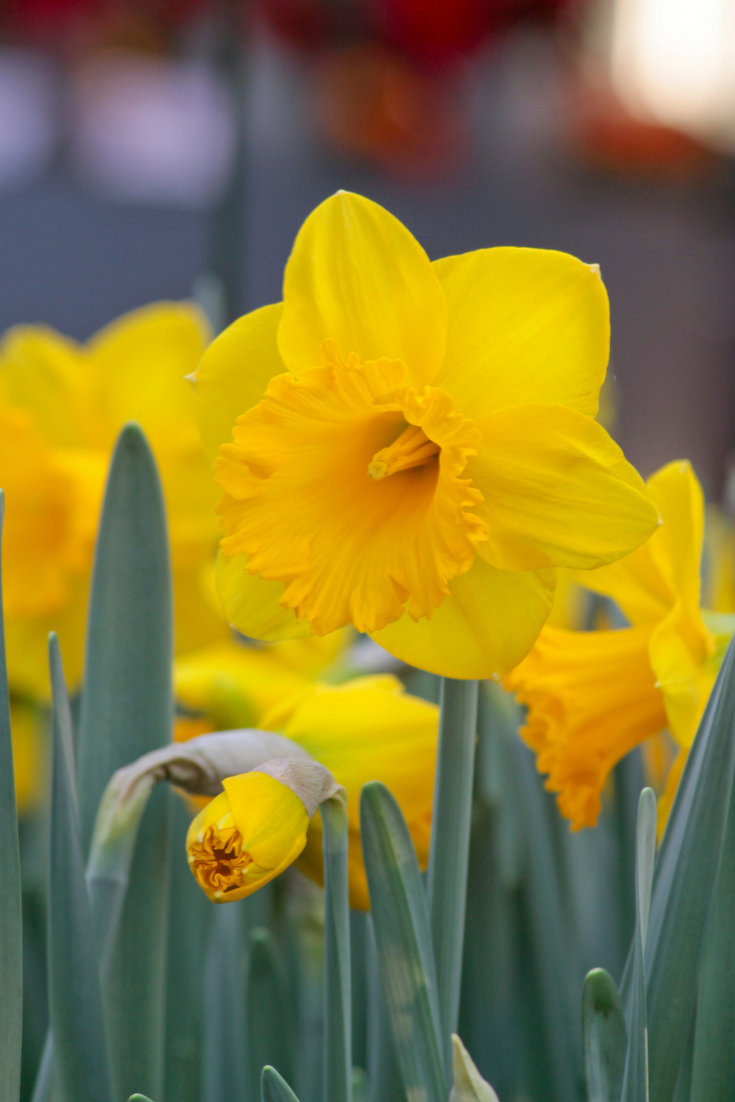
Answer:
[
  {"left": 426, "top": 677, "right": 479, "bottom": 1069},
  {"left": 322, "top": 796, "right": 352, "bottom": 1102}
]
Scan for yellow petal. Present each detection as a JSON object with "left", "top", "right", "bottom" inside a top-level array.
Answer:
[
  {"left": 186, "top": 775, "right": 309, "bottom": 903},
  {"left": 224, "top": 770, "right": 310, "bottom": 866},
  {"left": 278, "top": 192, "right": 447, "bottom": 388},
  {"left": 469, "top": 403, "right": 660, "bottom": 571},
  {"left": 505, "top": 624, "right": 666, "bottom": 829},
  {"left": 87, "top": 302, "right": 211, "bottom": 449},
  {"left": 646, "top": 460, "right": 704, "bottom": 623},
  {"left": 175, "top": 638, "right": 314, "bottom": 729},
  {"left": 371, "top": 556, "right": 556, "bottom": 680},
  {"left": 648, "top": 604, "right": 728, "bottom": 750},
  {"left": 580, "top": 460, "right": 703, "bottom": 626},
  {"left": 0, "top": 325, "right": 86, "bottom": 446},
  {"left": 193, "top": 303, "right": 286, "bottom": 463},
  {"left": 215, "top": 549, "right": 314, "bottom": 642},
  {"left": 282, "top": 676, "right": 438, "bottom": 909},
  {"left": 433, "top": 247, "right": 609, "bottom": 420}
]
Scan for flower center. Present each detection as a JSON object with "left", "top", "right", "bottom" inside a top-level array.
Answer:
[
  {"left": 368, "top": 424, "right": 440, "bottom": 481},
  {"left": 215, "top": 346, "right": 488, "bottom": 636},
  {"left": 188, "top": 819, "right": 253, "bottom": 899}
]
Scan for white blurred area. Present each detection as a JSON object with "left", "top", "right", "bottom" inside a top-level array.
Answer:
[
  {"left": 0, "top": 50, "right": 57, "bottom": 192},
  {"left": 69, "top": 52, "right": 237, "bottom": 210},
  {"left": 608, "top": 0, "right": 735, "bottom": 149}
]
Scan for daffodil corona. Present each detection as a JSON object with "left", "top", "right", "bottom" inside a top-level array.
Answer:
[
  {"left": 194, "top": 192, "right": 660, "bottom": 678},
  {"left": 506, "top": 460, "right": 735, "bottom": 830},
  {"left": 187, "top": 769, "right": 311, "bottom": 902}
]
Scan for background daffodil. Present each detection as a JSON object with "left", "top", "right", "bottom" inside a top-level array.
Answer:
[
  {"left": 0, "top": 301, "right": 228, "bottom": 700},
  {"left": 259, "top": 674, "right": 438, "bottom": 909},
  {"left": 173, "top": 629, "right": 354, "bottom": 740},
  {"left": 193, "top": 191, "right": 660, "bottom": 679},
  {"left": 506, "top": 459, "right": 735, "bottom": 831}
]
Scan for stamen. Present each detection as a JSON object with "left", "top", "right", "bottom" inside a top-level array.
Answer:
[
  {"left": 189, "top": 823, "right": 253, "bottom": 895},
  {"left": 368, "top": 424, "right": 440, "bottom": 481}
]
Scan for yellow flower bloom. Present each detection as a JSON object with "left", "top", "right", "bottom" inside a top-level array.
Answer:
[
  {"left": 186, "top": 770, "right": 310, "bottom": 902},
  {"left": 506, "top": 460, "right": 735, "bottom": 830},
  {"left": 0, "top": 303, "right": 228, "bottom": 699},
  {"left": 174, "top": 629, "right": 354, "bottom": 735},
  {"left": 192, "top": 192, "right": 659, "bottom": 679},
  {"left": 260, "top": 674, "right": 438, "bottom": 909}
]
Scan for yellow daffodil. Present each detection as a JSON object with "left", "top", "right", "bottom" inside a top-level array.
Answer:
[
  {"left": 192, "top": 191, "right": 659, "bottom": 680},
  {"left": 0, "top": 302, "right": 228, "bottom": 699},
  {"left": 173, "top": 629, "right": 354, "bottom": 738},
  {"left": 506, "top": 460, "right": 735, "bottom": 831},
  {"left": 260, "top": 674, "right": 438, "bottom": 909},
  {"left": 186, "top": 768, "right": 312, "bottom": 902}
]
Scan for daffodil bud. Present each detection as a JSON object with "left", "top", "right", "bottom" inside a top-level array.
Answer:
[{"left": 186, "top": 759, "right": 344, "bottom": 902}]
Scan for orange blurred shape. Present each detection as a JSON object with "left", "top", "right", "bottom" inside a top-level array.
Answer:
[
  {"left": 312, "top": 43, "right": 467, "bottom": 179},
  {"left": 569, "top": 75, "right": 715, "bottom": 181}
]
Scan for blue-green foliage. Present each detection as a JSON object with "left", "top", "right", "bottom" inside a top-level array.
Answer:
[{"left": 5, "top": 433, "right": 735, "bottom": 1102}]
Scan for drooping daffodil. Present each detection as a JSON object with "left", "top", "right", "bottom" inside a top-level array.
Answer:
[
  {"left": 0, "top": 303, "right": 228, "bottom": 699},
  {"left": 180, "top": 674, "right": 438, "bottom": 909},
  {"left": 260, "top": 674, "right": 438, "bottom": 909},
  {"left": 191, "top": 192, "right": 659, "bottom": 679},
  {"left": 505, "top": 460, "right": 735, "bottom": 831},
  {"left": 187, "top": 765, "right": 320, "bottom": 903}
]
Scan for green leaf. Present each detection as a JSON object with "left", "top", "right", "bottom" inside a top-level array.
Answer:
[
  {"left": 77, "top": 422, "right": 172, "bottom": 855},
  {"left": 582, "top": 970, "right": 627, "bottom": 1102},
  {"left": 366, "top": 916, "right": 405, "bottom": 1102},
  {"left": 164, "top": 797, "right": 211, "bottom": 1102},
  {"left": 626, "top": 638, "right": 735, "bottom": 1102},
  {"left": 47, "top": 635, "right": 113, "bottom": 1102},
  {"left": 245, "top": 928, "right": 294, "bottom": 1101},
  {"left": 262, "top": 1066, "right": 301, "bottom": 1102},
  {"left": 202, "top": 903, "right": 247, "bottom": 1102},
  {"left": 322, "top": 797, "right": 352, "bottom": 1102},
  {"left": 621, "top": 789, "right": 655, "bottom": 1102},
  {"left": 426, "top": 678, "right": 478, "bottom": 1066},
  {"left": 129, "top": 1095, "right": 157, "bottom": 1102},
  {"left": 690, "top": 760, "right": 735, "bottom": 1099},
  {"left": 0, "top": 492, "right": 22, "bottom": 1102},
  {"left": 76, "top": 424, "right": 173, "bottom": 1102},
  {"left": 359, "top": 782, "right": 445, "bottom": 1102}
]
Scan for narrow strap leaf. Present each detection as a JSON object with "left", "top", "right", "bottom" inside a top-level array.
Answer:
[
  {"left": 0, "top": 492, "right": 22, "bottom": 1102},
  {"left": 360, "top": 782, "right": 445, "bottom": 1102},
  {"left": 623, "top": 638, "right": 735, "bottom": 1102},
  {"left": 322, "top": 797, "right": 353, "bottom": 1102},
  {"left": 426, "top": 678, "right": 478, "bottom": 1067},
  {"left": 47, "top": 635, "right": 114, "bottom": 1102},
  {"left": 621, "top": 788, "right": 656, "bottom": 1102},
  {"left": 690, "top": 765, "right": 735, "bottom": 1099},
  {"left": 245, "top": 928, "right": 293, "bottom": 1102},
  {"left": 76, "top": 424, "right": 173, "bottom": 1102},
  {"left": 261, "top": 1066, "right": 301, "bottom": 1102},
  {"left": 582, "top": 969, "right": 627, "bottom": 1102},
  {"left": 202, "top": 903, "right": 247, "bottom": 1102}
]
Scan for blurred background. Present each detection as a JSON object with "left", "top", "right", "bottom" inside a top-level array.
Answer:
[{"left": 0, "top": 0, "right": 734, "bottom": 496}]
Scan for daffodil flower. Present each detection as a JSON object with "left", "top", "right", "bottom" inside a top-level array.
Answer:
[
  {"left": 505, "top": 460, "right": 735, "bottom": 831},
  {"left": 174, "top": 629, "right": 354, "bottom": 738},
  {"left": 259, "top": 674, "right": 437, "bottom": 909},
  {"left": 0, "top": 303, "right": 227, "bottom": 699},
  {"left": 187, "top": 762, "right": 343, "bottom": 903},
  {"left": 193, "top": 191, "right": 659, "bottom": 679}
]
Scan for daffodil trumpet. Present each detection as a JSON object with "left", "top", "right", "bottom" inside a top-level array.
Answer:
[{"left": 87, "top": 730, "right": 341, "bottom": 968}]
